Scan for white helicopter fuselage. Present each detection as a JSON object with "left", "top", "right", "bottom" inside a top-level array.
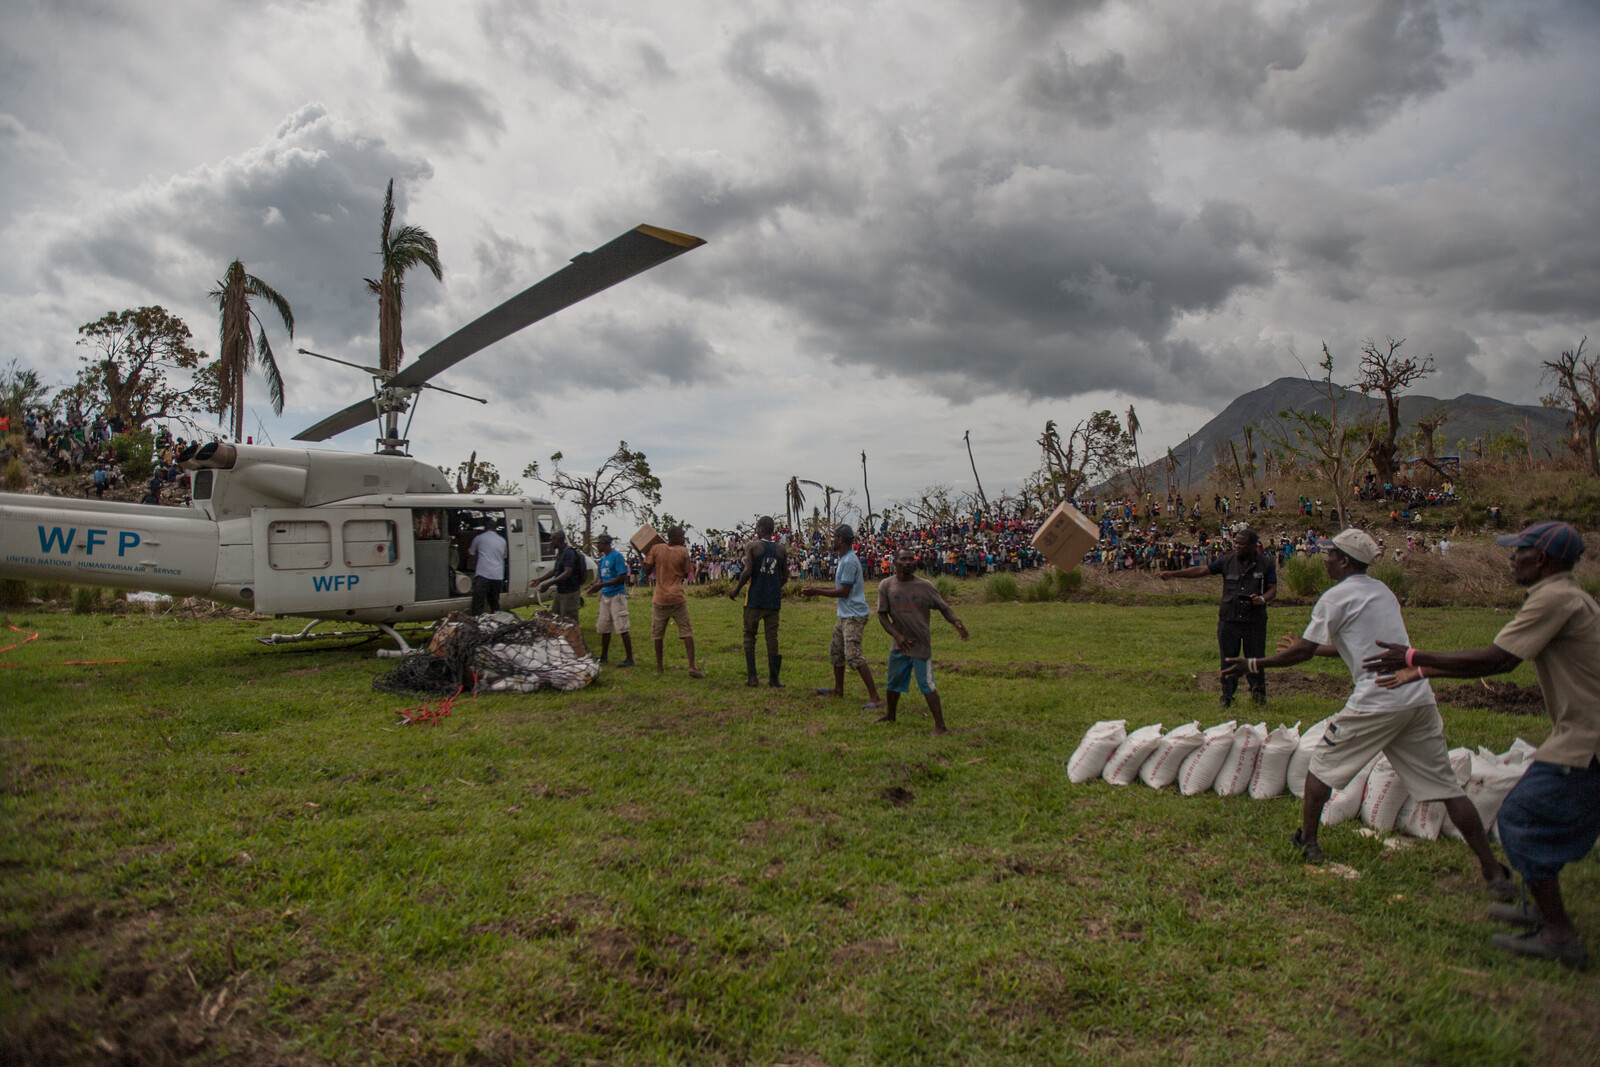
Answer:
[{"left": 0, "top": 443, "right": 564, "bottom": 625}]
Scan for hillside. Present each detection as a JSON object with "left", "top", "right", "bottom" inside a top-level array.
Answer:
[{"left": 1159, "top": 377, "right": 1571, "bottom": 490}]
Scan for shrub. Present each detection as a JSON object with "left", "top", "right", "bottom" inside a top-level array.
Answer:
[
  {"left": 0, "top": 579, "right": 27, "bottom": 607},
  {"left": 110, "top": 428, "right": 155, "bottom": 484},
  {"left": 1055, "top": 568, "right": 1084, "bottom": 598},
  {"left": 1281, "top": 555, "right": 1331, "bottom": 597},
  {"left": 1368, "top": 559, "right": 1408, "bottom": 601},
  {"left": 71, "top": 585, "right": 104, "bottom": 615},
  {"left": 1580, "top": 575, "right": 1599, "bottom": 601},
  {"left": 687, "top": 578, "right": 732, "bottom": 598},
  {"left": 2, "top": 457, "right": 25, "bottom": 491},
  {"left": 1021, "top": 571, "right": 1055, "bottom": 602},
  {"left": 983, "top": 573, "right": 1018, "bottom": 602},
  {"left": 934, "top": 575, "right": 958, "bottom": 600}
]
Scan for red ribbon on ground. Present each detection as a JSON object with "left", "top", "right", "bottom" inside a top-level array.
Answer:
[{"left": 395, "top": 686, "right": 471, "bottom": 726}]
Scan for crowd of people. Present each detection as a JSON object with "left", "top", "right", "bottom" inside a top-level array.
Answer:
[{"left": 17, "top": 410, "right": 196, "bottom": 505}]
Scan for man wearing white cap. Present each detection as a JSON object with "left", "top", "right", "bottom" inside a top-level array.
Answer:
[
  {"left": 1223, "top": 528, "right": 1512, "bottom": 900},
  {"left": 1365, "top": 520, "right": 1596, "bottom": 971}
]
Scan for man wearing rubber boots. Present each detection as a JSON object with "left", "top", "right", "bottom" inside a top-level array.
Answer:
[
  {"left": 1162, "top": 528, "right": 1276, "bottom": 706},
  {"left": 1223, "top": 529, "right": 1514, "bottom": 902},
  {"left": 728, "top": 515, "right": 787, "bottom": 687},
  {"left": 1365, "top": 520, "right": 1597, "bottom": 971}
]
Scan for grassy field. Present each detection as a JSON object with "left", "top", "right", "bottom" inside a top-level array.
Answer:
[{"left": 1, "top": 587, "right": 1596, "bottom": 1066}]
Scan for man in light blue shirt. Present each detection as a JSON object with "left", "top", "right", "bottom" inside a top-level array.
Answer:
[{"left": 801, "top": 524, "right": 883, "bottom": 708}]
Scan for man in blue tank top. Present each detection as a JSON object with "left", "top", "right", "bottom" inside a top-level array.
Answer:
[{"left": 728, "top": 515, "right": 788, "bottom": 687}]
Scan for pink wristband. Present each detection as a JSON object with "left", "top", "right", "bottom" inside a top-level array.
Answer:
[{"left": 1405, "top": 647, "right": 1416, "bottom": 668}]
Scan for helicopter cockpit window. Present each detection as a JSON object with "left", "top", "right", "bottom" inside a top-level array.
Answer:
[
  {"left": 192, "top": 469, "right": 213, "bottom": 500},
  {"left": 268, "top": 521, "right": 331, "bottom": 570},
  {"left": 344, "top": 519, "right": 399, "bottom": 567},
  {"left": 508, "top": 516, "right": 524, "bottom": 534}
]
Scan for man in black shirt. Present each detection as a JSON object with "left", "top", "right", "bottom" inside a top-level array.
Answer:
[
  {"left": 538, "top": 531, "right": 585, "bottom": 621},
  {"left": 1160, "top": 528, "right": 1277, "bottom": 706},
  {"left": 728, "top": 515, "right": 788, "bottom": 687}
]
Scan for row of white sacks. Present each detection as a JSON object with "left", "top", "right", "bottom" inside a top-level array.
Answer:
[{"left": 1068, "top": 718, "right": 1537, "bottom": 840}]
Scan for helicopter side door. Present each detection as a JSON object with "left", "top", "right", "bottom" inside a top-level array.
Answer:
[{"left": 250, "top": 507, "right": 412, "bottom": 616}]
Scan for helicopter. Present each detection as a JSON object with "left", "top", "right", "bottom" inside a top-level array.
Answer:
[{"left": 0, "top": 224, "right": 705, "bottom": 654}]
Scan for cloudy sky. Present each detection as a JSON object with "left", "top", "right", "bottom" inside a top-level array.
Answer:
[{"left": 3, "top": 0, "right": 1596, "bottom": 531}]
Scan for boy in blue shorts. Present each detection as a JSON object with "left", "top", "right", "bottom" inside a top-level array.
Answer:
[{"left": 876, "top": 548, "right": 969, "bottom": 735}]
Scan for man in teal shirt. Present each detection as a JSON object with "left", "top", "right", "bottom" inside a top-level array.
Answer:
[
  {"left": 585, "top": 533, "right": 634, "bottom": 667},
  {"left": 801, "top": 524, "right": 883, "bottom": 709}
]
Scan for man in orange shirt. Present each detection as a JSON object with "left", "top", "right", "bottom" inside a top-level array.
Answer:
[{"left": 643, "top": 526, "right": 704, "bottom": 679}]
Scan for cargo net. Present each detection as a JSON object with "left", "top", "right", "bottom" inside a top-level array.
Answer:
[{"left": 373, "top": 612, "right": 601, "bottom": 696}]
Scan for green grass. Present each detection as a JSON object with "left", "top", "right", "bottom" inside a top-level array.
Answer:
[{"left": 1, "top": 597, "right": 1595, "bottom": 1065}]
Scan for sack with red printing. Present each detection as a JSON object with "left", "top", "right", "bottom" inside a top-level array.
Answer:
[
  {"left": 1101, "top": 723, "right": 1165, "bottom": 786},
  {"left": 1176, "top": 721, "right": 1237, "bottom": 796},
  {"left": 1321, "top": 755, "right": 1378, "bottom": 825},
  {"left": 1248, "top": 722, "right": 1302, "bottom": 799},
  {"left": 1213, "top": 722, "right": 1266, "bottom": 797},
  {"left": 1286, "top": 718, "right": 1331, "bottom": 799},
  {"left": 1067, "top": 719, "right": 1127, "bottom": 784},
  {"left": 1397, "top": 797, "right": 1447, "bottom": 839},
  {"left": 1139, "top": 722, "right": 1204, "bottom": 789},
  {"left": 1360, "top": 754, "right": 1410, "bottom": 830}
]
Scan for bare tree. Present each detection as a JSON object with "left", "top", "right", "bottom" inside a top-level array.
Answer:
[
  {"left": 1036, "top": 411, "right": 1134, "bottom": 503},
  {"left": 1412, "top": 408, "right": 1450, "bottom": 478},
  {"left": 860, "top": 450, "right": 874, "bottom": 531},
  {"left": 963, "top": 430, "right": 989, "bottom": 512},
  {"left": 1541, "top": 337, "right": 1598, "bottom": 477},
  {"left": 525, "top": 441, "right": 663, "bottom": 552},
  {"left": 1352, "top": 336, "right": 1434, "bottom": 483}
]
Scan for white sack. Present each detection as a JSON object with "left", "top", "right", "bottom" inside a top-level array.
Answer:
[
  {"left": 1249, "top": 721, "right": 1302, "bottom": 800},
  {"left": 1213, "top": 722, "right": 1266, "bottom": 797},
  {"left": 1397, "top": 797, "right": 1447, "bottom": 840},
  {"left": 1442, "top": 747, "right": 1474, "bottom": 841},
  {"left": 1140, "top": 722, "right": 1204, "bottom": 789},
  {"left": 1503, "top": 738, "right": 1538, "bottom": 765},
  {"left": 1464, "top": 751, "right": 1529, "bottom": 835},
  {"left": 1067, "top": 720, "right": 1127, "bottom": 784},
  {"left": 1176, "top": 721, "right": 1237, "bottom": 796},
  {"left": 1102, "top": 724, "right": 1165, "bottom": 786},
  {"left": 1360, "top": 755, "right": 1410, "bottom": 831},
  {"left": 1287, "top": 718, "right": 1332, "bottom": 799},
  {"left": 1322, "top": 755, "right": 1378, "bottom": 826}
]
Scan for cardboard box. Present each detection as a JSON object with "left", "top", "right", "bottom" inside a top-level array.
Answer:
[
  {"left": 630, "top": 525, "right": 664, "bottom": 555},
  {"left": 1030, "top": 500, "right": 1099, "bottom": 572}
]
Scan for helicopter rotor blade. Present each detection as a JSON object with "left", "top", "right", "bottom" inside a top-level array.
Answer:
[
  {"left": 293, "top": 224, "right": 703, "bottom": 442},
  {"left": 293, "top": 396, "right": 382, "bottom": 442},
  {"left": 389, "top": 224, "right": 704, "bottom": 390}
]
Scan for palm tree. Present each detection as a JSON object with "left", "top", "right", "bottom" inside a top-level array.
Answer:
[
  {"left": 210, "top": 261, "right": 294, "bottom": 442},
  {"left": 366, "top": 178, "right": 443, "bottom": 441},
  {"left": 366, "top": 178, "right": 443, "bottom": 373}
]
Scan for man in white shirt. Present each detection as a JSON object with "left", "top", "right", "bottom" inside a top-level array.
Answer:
[
  {"left": 467, "top": 519, "right": 508, "bottom": 616},
  {"left": 1223, "top": 529, "right": 1513, "bottom": 900}
]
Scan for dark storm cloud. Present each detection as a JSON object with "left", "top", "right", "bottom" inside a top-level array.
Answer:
[
  {"left": 647, "top": 152, "right": 1271, "bottom": 405},
  {"left": 475, "top": 1, "right": 626, "bottom": 101},
  {"left": 724, "top": 23, "right": 828, "bottom": 142},
  {"left": 383, "top": 39, "right": 507, "bottom": 147},
  {"left": 35, "top": 104, "right": 432, "bottom": 358},
  {"left": 1261, "top": 0, "right": 1458, "bottom": 136},
  {"left": 1014, "top": 0, "right": 1460, "bottom": 137}
]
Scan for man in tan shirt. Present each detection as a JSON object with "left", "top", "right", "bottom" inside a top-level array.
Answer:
[
  {"left": 642, "top": 526, "right": 703, "bottom": 679},
  {"left": 1367, "top": 521, "right": 1597, "bottom": 971}
]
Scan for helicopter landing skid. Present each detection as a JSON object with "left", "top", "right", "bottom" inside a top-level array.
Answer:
[{"left": 257, "top": 618, "right": 428, "bottom": 657}]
